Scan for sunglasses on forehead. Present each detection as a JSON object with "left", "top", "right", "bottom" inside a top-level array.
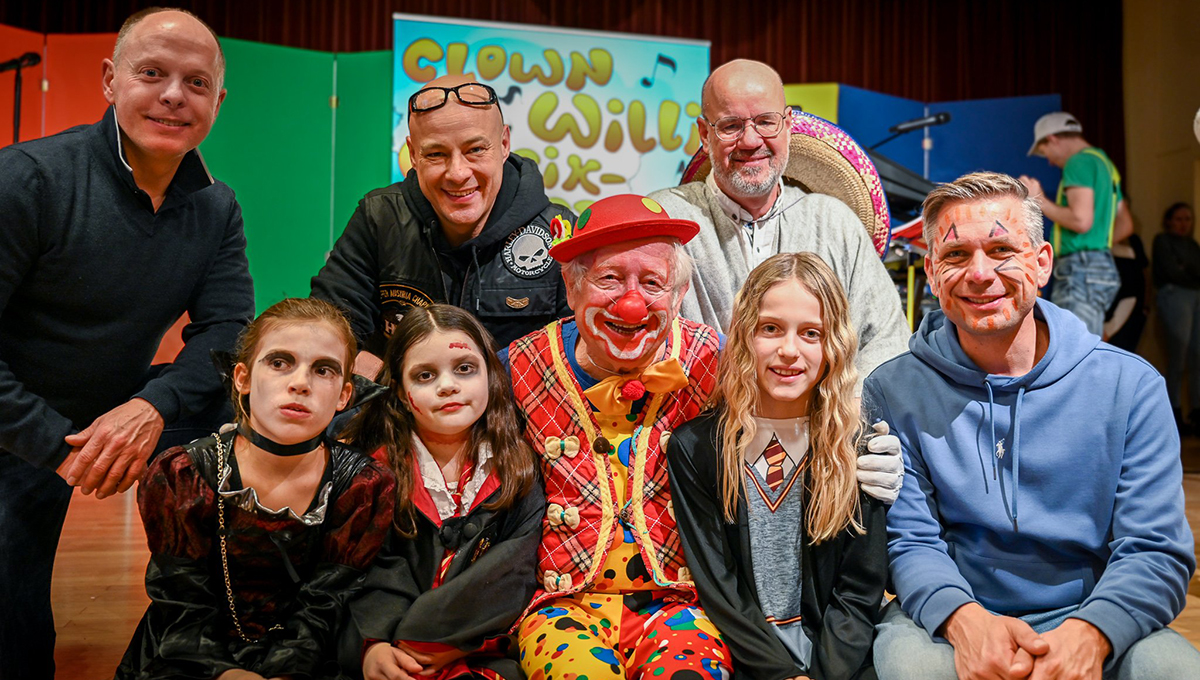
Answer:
[{"left": 408, "top": 82, "right": 502, "bottom": 113}]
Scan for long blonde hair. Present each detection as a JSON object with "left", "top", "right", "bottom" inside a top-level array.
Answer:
[{"left": 713, "top": 252, "right": 864, "bottom": 542}]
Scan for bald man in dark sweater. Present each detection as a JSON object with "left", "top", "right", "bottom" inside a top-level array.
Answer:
[{"left": 0, "top": 9, "right": 253, "bottom": 677}]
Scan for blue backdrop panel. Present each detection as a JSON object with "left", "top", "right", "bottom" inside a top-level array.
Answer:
[
  {"left": 836, "top": 85, "right": 926, "bottom": 177},
  {"left": 927, "top": 94, "right": 1062, "bottom": 197}
]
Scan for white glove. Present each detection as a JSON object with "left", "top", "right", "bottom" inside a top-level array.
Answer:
[{"left": 858, "top": 421, "right": 904, "bottom": 504}]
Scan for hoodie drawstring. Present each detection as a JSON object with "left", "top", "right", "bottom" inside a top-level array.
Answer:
[
  {"left": 984, "top": 381, "right": 1024, "bottom": 532},
  {"left": 1012, "top": 386, "right": 1024, "bottom": 532},
  {"left": 985, "top": 382, "right": 997, "bottom": 482}
]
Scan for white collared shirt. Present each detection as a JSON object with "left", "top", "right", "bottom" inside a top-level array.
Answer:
[
  {"left": 413, "top": 437, "right": 494, "bottom": 520},
  {"left": 706, "top": 171, "right": 787, "bottom": 269},
  {"left": 744, "top": 416, "right": 810, "bottom": 480}
]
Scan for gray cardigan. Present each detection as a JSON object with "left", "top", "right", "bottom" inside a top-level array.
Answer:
[{"left": 649, "top": 180, "right": 910, "bottom": 388}]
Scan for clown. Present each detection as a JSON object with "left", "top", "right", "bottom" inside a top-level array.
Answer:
[
  {"left": 507, "top": 194, "right": 904, "bottom": 680},
  {"left": 508, "top": 194, "right": 732, "bottom": 680}
]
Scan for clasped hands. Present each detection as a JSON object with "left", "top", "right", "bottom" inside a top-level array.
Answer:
[
  {"left": 363, "top": 640, "right": 469, "bottom": 680},
  {"left": 55, "top": 397, "right": 164, "bottom": 499},
  {"left": 944, "top": 602, "right": 1110, "bottom": 680}
]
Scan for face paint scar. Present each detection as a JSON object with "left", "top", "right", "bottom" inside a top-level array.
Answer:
[
  {"left": 942, "top": 223, "right": 959, "bottom": 242},
  {"left": 988, "top": 220, "right": 1009, "bottom": 237},
  {"left": 449, "top": 342, "right": 469, "bottom": 350},
  {"left": 407, "top": 391, "right": 421, "bottom": 415}
]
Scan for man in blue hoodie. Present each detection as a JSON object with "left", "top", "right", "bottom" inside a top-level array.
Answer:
[{"left": 866, "top": 172, "right": 1198, "bottom": 680}]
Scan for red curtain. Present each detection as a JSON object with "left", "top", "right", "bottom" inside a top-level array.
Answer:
[{"left": 1, "top": 0, "right": 1125, "bottom": 176}]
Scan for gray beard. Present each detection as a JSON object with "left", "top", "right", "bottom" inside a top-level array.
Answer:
[{"left": 713, "top": 153, "right": 786, "bottom": 198}]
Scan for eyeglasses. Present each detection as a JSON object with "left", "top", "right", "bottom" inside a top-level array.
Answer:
[
  {"left": 702, "top": 109, "right": 791, "bottom": 141},
  {"left": 408, "top": 82, "right": 500, "bottom": 113}
]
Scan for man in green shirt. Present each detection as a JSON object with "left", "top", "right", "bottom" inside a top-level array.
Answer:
[{"left": 1019, "top": 112, "right": 1133, "bottom": 335}]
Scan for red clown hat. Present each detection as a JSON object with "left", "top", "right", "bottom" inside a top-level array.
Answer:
[{"left": 548, "top": 194, "right": 700, "bottom": 263}]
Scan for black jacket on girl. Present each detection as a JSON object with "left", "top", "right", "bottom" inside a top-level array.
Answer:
[
  {"left": 666, "top": 411, "right": 888, "bottom": 680},
  {"left": 337, "top": 456, "right": 545, "bottom": 680}
]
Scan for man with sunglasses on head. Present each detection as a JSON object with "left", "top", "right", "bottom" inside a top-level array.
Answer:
[
  {"left": 313, "top": 75, "right": 574, "bottom": 375},
  {"left": 650, "top": 59, "right": 907, "bottom": 385}
]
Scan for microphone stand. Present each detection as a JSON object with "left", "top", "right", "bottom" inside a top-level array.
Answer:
[
  {"left": 12, "top": 61, "right": 24, "bottom": 145},
  {"left": 3, "top": 52, "right": 38, "bottom": 145},
  {"left": 869, "top": 129, "right": 908, "bottom": 151}
]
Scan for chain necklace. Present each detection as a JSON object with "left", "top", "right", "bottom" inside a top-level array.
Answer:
[{"left": 215, "top": 432, "right": 285, "bottom": 642}]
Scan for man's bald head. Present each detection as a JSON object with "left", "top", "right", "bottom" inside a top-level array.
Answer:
[
  {"left": 113, "top": 8, "right": 224, "bottom": 88},
  {"left": 697, "top": 59, "right": 790, "bottom": 215},
  {"left": 405, "top": 75, "right": 510, "bottom": 246},
  {"left": 408, "top": 74, "right": 505, "bottom": 133},
  {"left": 701, "top": 59, "right": 786, "bottom": 118}
]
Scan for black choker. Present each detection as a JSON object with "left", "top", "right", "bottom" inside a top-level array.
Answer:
[{"left": 238, "top": 424, "right": 324, "bottom": 457}]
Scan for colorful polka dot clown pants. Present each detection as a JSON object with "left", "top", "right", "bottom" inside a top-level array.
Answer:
[{"left": 517, "top": 589, "right": 732, "bottom": 680}]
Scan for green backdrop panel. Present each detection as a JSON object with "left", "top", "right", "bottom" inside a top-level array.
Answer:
[
  {"left": 201, "top": 39, "right": 334, "bottom": 312},
  {"left": 333, "top": 50, "right": 394, "bottom": 241}
]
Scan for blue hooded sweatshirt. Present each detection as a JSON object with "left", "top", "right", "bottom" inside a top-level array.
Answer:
[{"left": 863, "top": 299, "right": 1193, "bottom": 662}]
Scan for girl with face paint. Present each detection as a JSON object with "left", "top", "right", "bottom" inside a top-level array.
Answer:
[
  {"left": 117, "top": 299, "right": 397, "bottom": 680},
  {"left": 339, "top": 304, "right": 542, "bottom": 680}
]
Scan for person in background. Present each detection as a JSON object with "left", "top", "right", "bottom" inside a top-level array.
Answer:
[
  {"left": 1019, "top": 112, "right": 1133, "bottom": 335},
  {"left": 1153, "top": 202, "right": 1200, "bottom": 431},
  {"left": 1102, "top": 230, "right": 1149, "bottom": 352}
]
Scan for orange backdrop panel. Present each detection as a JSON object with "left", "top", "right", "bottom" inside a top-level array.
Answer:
[
  {"left": 0, "top": 23, "right": 45, "bottom": 147},
  {"left": 44, "top": 32, "right": 116, "bottom": 135}
]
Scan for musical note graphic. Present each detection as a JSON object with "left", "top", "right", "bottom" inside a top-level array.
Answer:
[
  {"left": 641, "top": 54, "right": 677, "bottom": 88},
  {"left": 498, "top": 85, "right": 523, "bottom": 105}
]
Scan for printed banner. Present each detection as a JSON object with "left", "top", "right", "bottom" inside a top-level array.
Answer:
[{"left": 392, "top": 14, "right": 710, "bottom": 213}]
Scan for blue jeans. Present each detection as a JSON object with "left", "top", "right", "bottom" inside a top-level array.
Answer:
[
  {"left": 1156, "top": 284, "right": 1200, "bottom": 411},
  {"left": 0, "top": 453, "right": 74, "bottom": 680},
  {"left": 1052, "top": 250, "right": 1120, "bottom": 336},
  {"left": 873, "top": 599, "right": 1200, "bottom": 680}
]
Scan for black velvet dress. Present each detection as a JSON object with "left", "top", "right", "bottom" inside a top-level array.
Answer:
[{"left": 116, "top": 431, "right": 395, "bottom": 680}]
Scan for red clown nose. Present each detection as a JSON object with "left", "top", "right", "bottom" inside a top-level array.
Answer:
[{"left": 612, "top": 290, "right": 648, "bottom": 324}]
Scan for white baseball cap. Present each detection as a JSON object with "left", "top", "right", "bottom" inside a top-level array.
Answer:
[{"left": 1028, "top": 112, "right": 1083, "bottom": 156}]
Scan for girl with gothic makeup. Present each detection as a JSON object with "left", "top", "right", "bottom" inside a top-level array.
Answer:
[
  {"left": 666, "top": 253, "right": 891, "bottom": 680},
  {"left": 338, "top": 304, "right": 543, "bottom": 680},
  {"left": 117, "top": 298, "right": 396, "bottom": 680}
]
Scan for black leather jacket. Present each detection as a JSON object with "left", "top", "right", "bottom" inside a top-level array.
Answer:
[{"left": 312, "top": 155, "right": 574, "bottom": 353}]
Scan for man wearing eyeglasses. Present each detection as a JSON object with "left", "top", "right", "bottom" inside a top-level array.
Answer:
[
  {"left": 650, "top": 59, "right": 908, "bottom": 386},
  {"left": 313, "top": 75, "right": 574, "bottom": 375}
]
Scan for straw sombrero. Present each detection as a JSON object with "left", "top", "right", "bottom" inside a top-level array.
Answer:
[{"left": 681, "top": 109, "right": 891, "bottom": 257}]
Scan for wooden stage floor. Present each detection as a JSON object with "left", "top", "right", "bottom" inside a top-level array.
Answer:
[{"left": 49, "top": 454, "right": 1200, "bottom": 677}]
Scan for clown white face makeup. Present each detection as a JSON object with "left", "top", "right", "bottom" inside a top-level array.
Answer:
[
  {"left": 234, "top": 322, "right": 353, "bottom": 446},
  {"left": 401, "top": 329, "right": 489, "bottom": 440},
  {"left": 566, "top": 238, "right": 684, "bottom": 375},
  {"left": 926, "top": 197, "right": 1052, "bottom": 340}
]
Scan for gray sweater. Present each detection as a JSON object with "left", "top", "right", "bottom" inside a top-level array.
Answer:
[{"left": 649, "top": 180, "right": 910, "bottom": 387}]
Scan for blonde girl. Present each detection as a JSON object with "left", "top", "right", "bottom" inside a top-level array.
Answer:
[{"left": 667, "top": 253, "right": 891, "bottom": 680}]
